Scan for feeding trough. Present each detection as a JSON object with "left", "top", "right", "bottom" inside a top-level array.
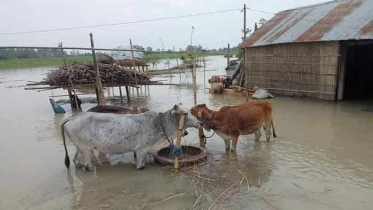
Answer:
[{"left": 153, "top": 145, "right": 208, "bottom": 166}]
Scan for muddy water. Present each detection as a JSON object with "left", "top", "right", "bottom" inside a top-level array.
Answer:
[{"left": 1, "top": 56, "right": 373, "bottom": 210}]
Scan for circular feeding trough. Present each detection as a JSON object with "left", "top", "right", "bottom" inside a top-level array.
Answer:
[{"left": 154, "top": 145, "right": 208, "bottom": 166}]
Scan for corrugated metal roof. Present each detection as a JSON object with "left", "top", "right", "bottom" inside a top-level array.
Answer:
[{"left": 242, "top": 0, "right": 373, "bottom": 48}]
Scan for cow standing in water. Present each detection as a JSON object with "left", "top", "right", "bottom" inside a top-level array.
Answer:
[
  {"left": 190, "top": 101, "right": 277, "bottom": 152},
  {"left": 61, "top": 104, "right": 201, "bottom": 171}
]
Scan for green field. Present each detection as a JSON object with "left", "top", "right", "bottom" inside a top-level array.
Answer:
[
  {"left": 0, "top": 56, "right": 93, "bottom": 70},
  {"left": 0, "top": 52, "right": 227, "bottom": 70}
]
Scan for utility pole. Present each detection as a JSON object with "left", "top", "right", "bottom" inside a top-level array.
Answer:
[{"left": 244, "top": 4, "right": 247, "bottom": 40}]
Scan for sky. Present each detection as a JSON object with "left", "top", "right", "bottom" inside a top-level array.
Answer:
[{"left": 0, "top": 0, "right": 330, "bottom": 51}]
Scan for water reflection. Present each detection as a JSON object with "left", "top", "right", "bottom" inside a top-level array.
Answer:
[{"left": 2, "top": 57, "right": 373, "bottom": 210}]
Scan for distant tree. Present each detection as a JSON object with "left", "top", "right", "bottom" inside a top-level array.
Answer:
[
  {"left": 186, "top": 45, "right": 194, "bottom": 52},
  {"left": 133, "top": 45, "right": 145, "bottom": 51},
  {"left": 186, "top": 44, "right": 203, "bottom": 52},
  {"left": 146, "top": 47, "right": 153, "bottom": 52},
  {"left": 236, "top": 48, "right": 244, "bottom": 60},
  {"left": 259, "top": 18, "right": 267, "bottom": 27}
]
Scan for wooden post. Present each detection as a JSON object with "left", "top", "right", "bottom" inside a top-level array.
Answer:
[
  {"left": 95, "top": 87, "right": 99, "bottom": 103},
  {"left": 174, "top": 115, "right": 186, "bottom": 171},
  {"left": 67, "top": 89, "right": 73, "bottom": 108},
  {"left": 203, "top": 55, "right": 206, "bottom": 90},
  {"left": 243, "top": 4, "right": 247, "bottom": 89},
  {"left": 192, "top": 47, "right": 206, "bottom": 148},
  {"left": 125, "top": 85, "right": 130, "bottom": 103},
  {"left": 173, "top": 47, "right": 182, "bottom": 83},
  {"left": 90, "top": 33, "right": 105, "bottom": 105},
  {"left": 227, "top": 43, "right": 230, "bottom": 68},
  {"left": 119, "top": 86, "right": 123, "bottom": 104},
  {"left": 59, "top": 42, "right": 67, "bottom": 66},
  {"left": 337, "top": 43, "right": 347, "bottom": 101},
  {"left": 130, "top": 39, "right": 139, "bottom": 95},
  {"left": 193, "top": 47, "right": 197, "bottom": 106}
]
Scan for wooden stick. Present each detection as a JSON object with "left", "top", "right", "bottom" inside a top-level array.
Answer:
[
  {"left": 90, "top": 33, "right": 105, "bottom": 105},
  {"left": 125, "top": 86, "right": 130, "bottom": 103},
  {"left": 119, "top": 86, "right": 123, "bottom": 104},
  {"left": 173, "top": 47, "right": 182, "bottom": 83},
  {"left": 174, "top": 115, "right": 186, "bottom": 171},
  {"left": 129, "top": 39, "right": 139, "bottom": 95}
]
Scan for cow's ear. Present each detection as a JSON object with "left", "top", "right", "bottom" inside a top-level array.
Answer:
[{"left": 171, "top": 105, "right": 180, "bottom": 116}]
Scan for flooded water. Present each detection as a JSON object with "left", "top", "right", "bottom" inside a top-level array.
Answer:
[{"left": 1, "top": 56, "right": 373, "bottom": 210}]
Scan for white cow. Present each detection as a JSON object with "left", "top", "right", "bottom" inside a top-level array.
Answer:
[{"left": 61, "top": 104, "right": 201, "bottom": 170}]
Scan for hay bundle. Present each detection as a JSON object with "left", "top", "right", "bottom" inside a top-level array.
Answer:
[{"left": 45, "top": 63, "right": 151, "bottom": 86}]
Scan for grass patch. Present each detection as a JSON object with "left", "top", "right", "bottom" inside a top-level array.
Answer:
[
  {"left": 0, "top": 56, "right": 93, "bottom": 70},
  {"left": 0, "top": 52, "right": 226, "bottom": 70}
]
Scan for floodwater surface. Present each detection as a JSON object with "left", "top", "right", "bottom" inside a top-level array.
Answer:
[{"left": 1, "top": 56, "right": 373, "bottom": 210}]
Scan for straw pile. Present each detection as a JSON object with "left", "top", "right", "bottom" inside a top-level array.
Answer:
[{"left": 45, "top": 63, "right": 153, "bottom": 86}]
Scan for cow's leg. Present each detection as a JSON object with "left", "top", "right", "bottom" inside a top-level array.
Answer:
[
  {"left": 231, "top": 135, "right": 239, "bottom": 153},
  {"left": 263, "top": 122, "right": 272, "bottom": 142},
  {"left": 82, "top": 149, "right": 94, "bottom": 171},
  {"left": 145, "top": 153, "right": 154, "bottom": 164},
  {"left": 224, "top": 139, "right": 231, "bottom": 151},
  {"left": 255, "top": 129, "right": 262, "bottom": 142},
  {"left": 73, "top": 148, "right": 83, "bottom": 168},
  {"left": 135, "top": 148, "right": 147, "bottom": 170}
]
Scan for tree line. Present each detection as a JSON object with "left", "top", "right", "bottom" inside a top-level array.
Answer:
[{"left": 0, "top": 48, "right": 93, "bottom": 60}]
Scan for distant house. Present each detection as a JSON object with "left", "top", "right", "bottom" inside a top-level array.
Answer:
[
  {"left": 111, "top": 46, "right": 144, "bottom": 60},
  {"left": 240, "top": 0, "right": 373, "bottom": 100}
]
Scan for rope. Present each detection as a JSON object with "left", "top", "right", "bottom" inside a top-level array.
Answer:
[
  {"left": 201, "top": 131, "right": 216, "bottom": 145},
  {"left": 160, "top": 112, "right": 173, "bottom": 145}
]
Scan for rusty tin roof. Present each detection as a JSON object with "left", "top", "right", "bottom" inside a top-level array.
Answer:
[{"left": 242, "top": 0, "right": 373, "bottom": 48}]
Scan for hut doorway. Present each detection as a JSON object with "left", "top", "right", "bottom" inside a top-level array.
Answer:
[{"left": 342, "top": 42, "right": 373, "bottom": 100}]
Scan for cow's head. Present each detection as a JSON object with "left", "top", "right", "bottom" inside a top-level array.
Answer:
[
  {"left": 190, "top": 104, "right": 213, "bottom": 131},
  {"left": 170, "top": 104, "right": 202, "bottom": 131}
]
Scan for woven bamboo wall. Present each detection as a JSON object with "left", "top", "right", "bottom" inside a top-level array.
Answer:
[{"left": 243, "top": 41, "right": 340, "bottom": 100}]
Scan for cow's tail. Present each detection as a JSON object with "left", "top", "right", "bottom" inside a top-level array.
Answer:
[
  {"left": 61, "top": 120, "right": 70, "bottom": 169},
  {"left": 272, "top": 119, "right": 277, "bottom": 138}
]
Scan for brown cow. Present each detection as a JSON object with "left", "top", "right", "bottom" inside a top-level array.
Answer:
[{"left": 190, "top": 101, "right": 277, "bottom": 152}]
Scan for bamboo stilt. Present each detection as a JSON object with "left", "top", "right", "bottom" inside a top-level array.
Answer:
[{"left": 174, "top": 115, "right": 186, "bottom": 171}]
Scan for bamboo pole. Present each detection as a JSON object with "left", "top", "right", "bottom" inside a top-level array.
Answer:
[
  {"left": 125, "top": 86, "right": 130, "bottom": 103},
  {"left": 61, "top": 42, "right": 80, "bottom": 111},
  {"left": 173, "top": 47, "right": 182, "bottom": 83},
  {"left": 227, "top": 43, "right": 230, "bottom": 68},
  {"left": 191, "top": 46, "right": 206, "bottom": 148},
  {"left": 174, "top": 115, "right": 186, "bottom": 171},
  {"left": 203, "top": 55, "right": 206, "bottom": 90},
  {"left": 129, "top": 39, "right": 139, "bottom": 95},
  {"left": 119, "top": 86, "right": 123, "bottom": 104},
  {"left": 90, "top": 33, "right": 105, "bottom": 105},
  {"left": 193, "top": 47, "right": 197, "bottom": 106}
]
